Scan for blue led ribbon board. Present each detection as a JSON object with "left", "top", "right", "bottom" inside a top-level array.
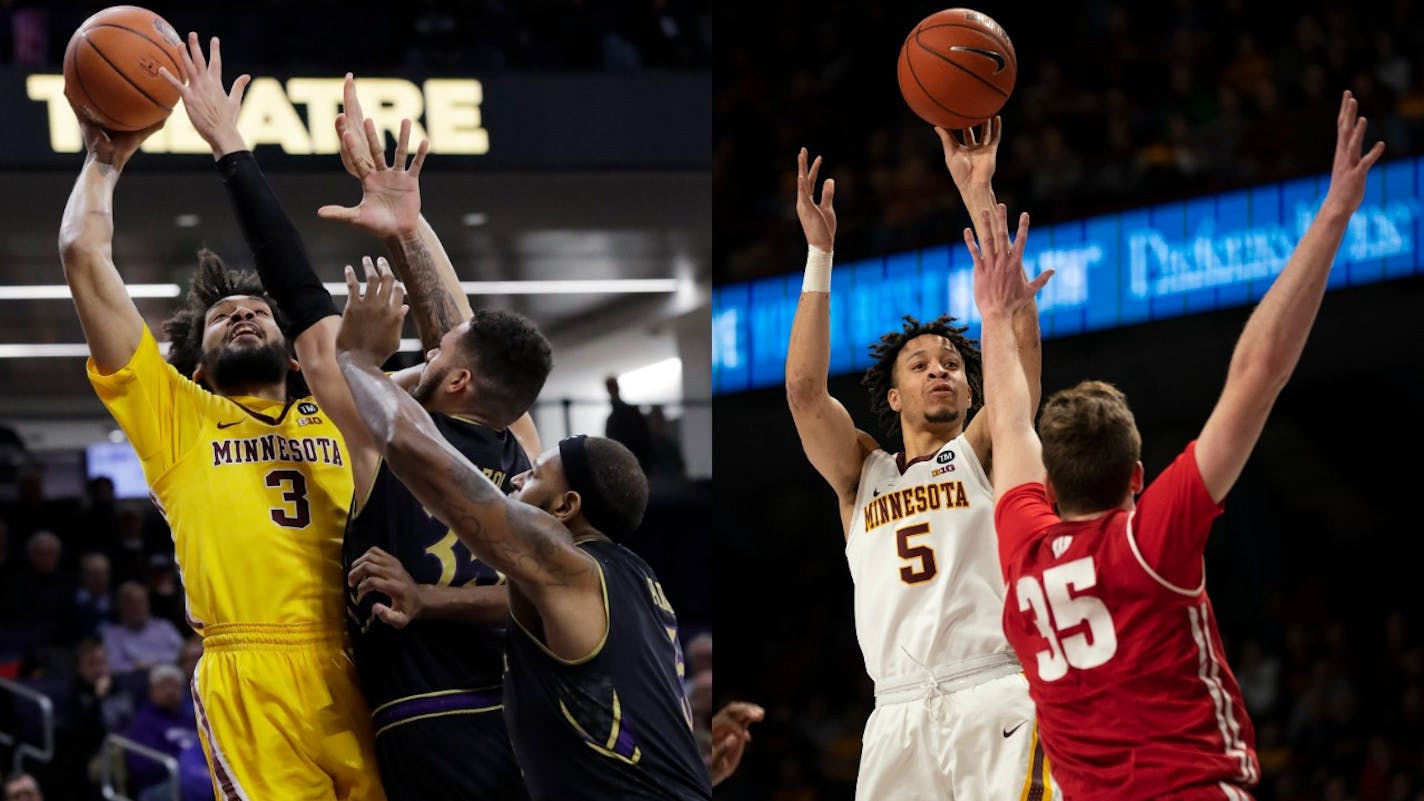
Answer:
[{"left": 713, "top": 157, "right": 1421, "bottom": 395}]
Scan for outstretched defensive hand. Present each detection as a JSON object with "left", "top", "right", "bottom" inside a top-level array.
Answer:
[
  {"left": 710, "top": 701, "right": 765, "bottom": 786},
  {"left": 1321, "top": 90, "right": 1386, "bottom": 218},
  {"left": 158, "top": 33, "right": 249, "bottom": 158},
  {"left": 967, "top": 202, "right": 1051, "bottom": 320},
  {"left": 936, "top": 115, "right": 1001, "bottom": 190},
  {"left": 319, "top": 74, "right": 430, "bottom": 239},
  {"left": 795, "top": 148, "right": 837, "bottom": 252},
  {"left": 336, "top": 256, "right": 408, "bottom": 365}
]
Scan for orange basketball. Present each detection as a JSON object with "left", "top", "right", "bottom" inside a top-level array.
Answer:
[
  {"left": 63, "top": 5, "right": 186, "bottom": 132},
  {"left": 897, "top": 8, "right": 1017, "bottom": 130}
]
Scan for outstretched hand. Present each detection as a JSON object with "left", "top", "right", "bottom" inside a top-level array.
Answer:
[
  {"left": 710, "top": 701, "right": 765, "bottom": 786},
  {"left": 795, "top": 148, "right": 837, "bottom": 252},
  {"left": 1321, "top": 90, "right": 1386, "bottom": 217},
  {"left": 158, "top": 33, "right": 249, "bottom": 158},
  {"left": 966, "top": 203, "right": 1051, "bottom": 319},
  {"left": 936, "top": 115, "right": 1001, "bottom": 189},
  {"left": 319, "top": 74, "right": 429, "bottom": 239},
  {"left": 336, "top": 256, "right": 408, "bottom": 365}
]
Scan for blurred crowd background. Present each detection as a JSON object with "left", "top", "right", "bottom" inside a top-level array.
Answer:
[
  {"left": 0, "top": 0, "right": 712, "bottom": 72},
  {"left": 713, "top": 2, "right": 1424, "bottom": 801},
  {"left": 0, "top": 1, "right": 713, "bottom": 799},
  {"left": 715, "top": 0, "right": 1424, "bottom": 283}
]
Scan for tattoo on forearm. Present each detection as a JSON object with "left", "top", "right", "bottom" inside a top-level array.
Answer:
[{"left": 386, "top": 236, "right": 462, "bottom": 349}]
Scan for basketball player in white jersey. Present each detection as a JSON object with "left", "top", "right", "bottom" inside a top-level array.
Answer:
[{"left": 786, "top": 118, "right": 1054, "bottom": 799}]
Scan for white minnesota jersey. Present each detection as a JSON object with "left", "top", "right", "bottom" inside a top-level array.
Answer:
[{"left": 845, "top": 433, "right": 1015, "bottom": 683}]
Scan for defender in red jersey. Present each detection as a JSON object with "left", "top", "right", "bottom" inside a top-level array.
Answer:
[{"left": 964, "top": 91, "right": 1384, "bottom": 800}]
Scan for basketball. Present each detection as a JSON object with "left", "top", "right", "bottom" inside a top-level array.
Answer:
[
  {"left": 63, "top": 5, "right": 186, "bottom": 131},
  {"left": 897, "top": 8, "right": 1017, "bottom": 130}
]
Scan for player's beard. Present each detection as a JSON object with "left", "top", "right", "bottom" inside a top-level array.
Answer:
[
  {"left": 924, "top": 406, "right": 962, "bottom": 426},
  {"left": 411, "top": 364, "right": 449, "bottom": 409},
  {"left": 200, "top": 341, "right": 290, "bottom": 394}
]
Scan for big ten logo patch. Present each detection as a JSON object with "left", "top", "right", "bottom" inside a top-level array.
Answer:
[
  {"left": 932, "top": 449, "right": 956, "bottom": 476},
  {"left": 296, "top": 401, "right": 323, "bottom": 427}
]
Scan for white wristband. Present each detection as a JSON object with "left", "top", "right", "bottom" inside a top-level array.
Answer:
[{"left": 803, "top": 246, "right": 833, "bottom": 293}]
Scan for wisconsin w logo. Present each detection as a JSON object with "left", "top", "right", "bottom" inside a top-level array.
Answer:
[{"left": 1051, "top": 535, "right": 1073, "bottom": 559}]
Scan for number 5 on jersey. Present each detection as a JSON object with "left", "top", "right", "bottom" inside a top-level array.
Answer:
[
  {"left": 1016, "top": 556, "right": 1118, "bottom": 681},
  {"left": 896, "top": 522, "right": 937, "bottom": 584}
]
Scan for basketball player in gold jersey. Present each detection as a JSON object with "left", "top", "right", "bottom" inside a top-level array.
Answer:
[{"left": 59, "top": 34, "right": 387, "bottom": 799}]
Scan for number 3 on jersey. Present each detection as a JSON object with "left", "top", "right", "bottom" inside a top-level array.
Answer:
[{"left": 1016, "top": 556, "right": 1118, "bottom": 681}]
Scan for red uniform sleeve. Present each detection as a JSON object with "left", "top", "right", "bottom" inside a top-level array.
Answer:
[
  {"left": 994, "top": 482, "right": 1060, "bottom": 582},
  {"left": 1131, "top": 440, "right": 1224, "bottom": 592}
]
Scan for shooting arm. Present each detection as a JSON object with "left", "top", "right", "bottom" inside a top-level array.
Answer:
[{"left": 57, "top": 158, "right": 144, "bottom": 373}]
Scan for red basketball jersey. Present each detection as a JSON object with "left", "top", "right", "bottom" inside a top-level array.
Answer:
[{"left": 995, "top": 442, "right": 1259, "bottom": 801}]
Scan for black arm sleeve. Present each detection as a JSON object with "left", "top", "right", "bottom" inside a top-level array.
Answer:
[{"left": 216, "top": 150, "right": 337, "bottom": 337}]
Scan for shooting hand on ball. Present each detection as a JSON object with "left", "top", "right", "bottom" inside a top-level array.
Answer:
[
  {"left": 937, "top": 115, "right": 1001, "bottom": 190},
  {"left": 158, "top": 33, "right": 250, "bottom": 159},
  {"left": 71, "top": 109, "right": 163, "bottom": 173}
]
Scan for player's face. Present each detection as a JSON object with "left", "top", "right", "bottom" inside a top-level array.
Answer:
[
  {"left": 890, "top": 334, "right": 970, "bottom": 429},
  {"left": 510, "top": 448, "right": 573, "bottom": 521},
  {"left": 197, "top": 296, "right": 291, "bottom": 392},
  {"left": 412, "top": 322, "right": 471, "bottom": 408}
]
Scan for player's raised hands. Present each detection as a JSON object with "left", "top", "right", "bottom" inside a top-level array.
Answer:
[
  {"left": 966, "top": 202, "right": 1051, "bottom": 319},
  {"left": 157, "top": 33, "right": 250, "bottom": 158},
  {"left": 319, "top": 91, "right": 429, "bottom": 240},
  {"left": 936, "top": 115, "right": 1001, "bottom": 189},
  {"left": 336, "top": 256, "right": 408, "bottom": 365},
  {"left": 795, "top": 148, "right": 837, "bottom": 252},
  {"left": 1322, "top": 90, "right": 1387, "bottom": 217}
]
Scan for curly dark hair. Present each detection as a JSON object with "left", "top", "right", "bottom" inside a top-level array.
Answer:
[
  {"left": 456, "top": 309, "right": 553, "bottom": 426},
  {"left": 161, "top": 249, "right": 302, "bottom": 397},
  {"left": 859, "top": 314, "right": 983, "bottom": 443}
]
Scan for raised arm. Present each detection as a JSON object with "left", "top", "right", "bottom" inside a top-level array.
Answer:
[
  {"left": 160, "top": 34, "right": 381, "bottom": 496},
  {"left": 57, "top": 116, "right": 163, "bottom": 373},
  {"left": 785, "top": 149, "right": 878, "bottom": 533},
  {"left": 335, "top": 260, "right": 602, "bottom": 657},
  {"left": 320, "top": 74, "right": 540, "bottom": 458},
  {"left": 967, "top": 204, "right": 1053, "bottom": 498},
  {"left": 938, "top": 118, "right": 1043, "bottom": 464},
  {"left": 1195, "top": 91, "right": 1384, "bottom": 503}
]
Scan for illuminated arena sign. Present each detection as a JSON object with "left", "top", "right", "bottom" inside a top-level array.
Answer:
[{"left": 713, "top": 159, "right": 1421, "bottom": 394}]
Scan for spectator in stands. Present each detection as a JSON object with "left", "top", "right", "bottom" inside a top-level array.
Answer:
[
  {"left": 647, "top": 405, "right": 687, "bottom": 479},
  {"left": 105, "top": 511, "right": 152, "bottom": 586},
  {"left": 124, "top": 664, "right": 199, "bottom": 799},
  {"left": 102, "top": 582, "right": 183, "bottom": 673},
  {"left": 71, "top": 477, "right": 118, "bottom": 559},
  {"left": 12, "top": 531, "right": 73, "bottom": 642},
  {"left": 70, "top": 552, "right": 114, "bottom": 640},
  {"left": 54, "top": 639, "right": 133, "bottom": 800},
  {"left": 1, "top": 773, "right": 42, "bottom": 801},
  {"left": 142, "top": 554, "right": 185, "bottom": 632},
  {"left": 605, "top": 376, "right": 652, "bottom": 469},
  {"left": 686, "top": 632, "right": 712, "bottom": 692}
]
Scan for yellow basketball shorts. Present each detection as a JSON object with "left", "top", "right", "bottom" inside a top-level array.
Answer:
[{"left": 191, "top": 623, "right": 386, "bottom": 801}]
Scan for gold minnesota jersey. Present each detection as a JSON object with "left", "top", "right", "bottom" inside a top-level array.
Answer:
[{"left": 88, "top": 325, "right": 352, "bottom": 629}]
